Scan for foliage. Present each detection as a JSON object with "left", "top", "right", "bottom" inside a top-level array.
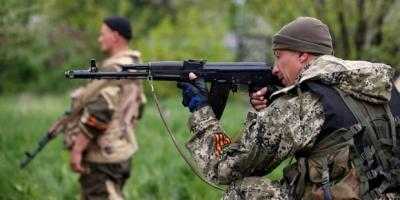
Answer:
[
  {"left": 5, "top": 1, "right": 399, "bottom": 198},
  {"left": 247, "top": 0, "right": 400, "bottom": 68},
  {"left": 0, "top": 0, "right": 233, "bottom": 95},
  {"left": 1, "top": 0, "right": 400, "bottom": 95},
  {"left": 0, "top": 94, "right": 286, "bottom": 199}
]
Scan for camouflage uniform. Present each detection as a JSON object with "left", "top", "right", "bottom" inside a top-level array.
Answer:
[
  {"left": 64, "top": 50, "right": 145, "bottom": 200},
  {"left": 186, "top": 55, "right": 399, "bottom": 199}
]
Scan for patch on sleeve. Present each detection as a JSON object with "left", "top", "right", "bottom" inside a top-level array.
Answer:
[
  {"left": 213, "top": 132, "right": 231, "bottom": 157},
  {"left": 81, "top": 111, "right": 109, "bottom": 131}
]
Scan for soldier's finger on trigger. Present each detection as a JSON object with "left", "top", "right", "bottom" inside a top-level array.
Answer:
[
  {"left": 250, "top": 91, "right": 260, "bottom": 99},
  {"left": 252, "top": 93, "right": 265, "bottom": 101},
  {"left": 251, "top": 99, "right": 264, "bottom": 106}
]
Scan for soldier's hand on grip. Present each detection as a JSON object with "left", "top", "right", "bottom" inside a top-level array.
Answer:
[
  {"left": 177, "top": 73, "right": 209, "bottom": 112},
  {"left": 249, "top": 87, "right": 269, "bottom": 111}
]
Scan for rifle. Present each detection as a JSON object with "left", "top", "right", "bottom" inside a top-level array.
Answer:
[
  {"left": 65, "top": 59, "right": 280, "bottom": 119},
  {"left": 20, "top": 110, "right": 73, "bottom": 168}
]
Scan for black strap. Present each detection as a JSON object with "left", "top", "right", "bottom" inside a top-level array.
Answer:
[
  {"left": 335, "top": 88, "right": 391, "bottom": 169},
  {"left": 296, "top": 123, "right": 363, "bottom": 200},
  {"left": 384, "top": 104, "right": 397, "bottom": 151},
  {"left": 295, "top": 157, "right": 307, "bottom": 199},
  {"left": 334, "top": 87, "right": 400, "bottom": 198},
  {"left": 321, "top": 157, "right": 333, "bottom": 200}
]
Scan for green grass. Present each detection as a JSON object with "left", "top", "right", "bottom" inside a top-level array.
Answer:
[{"left": 0, "top": 92, "right": 286, "bottom": 200}]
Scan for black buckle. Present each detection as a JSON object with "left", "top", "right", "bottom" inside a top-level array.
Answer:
[
  {"left": 370, "top": 189, "right": 381, "bottom": 199},
  {"left": 360, "top": 146, "right": 375, "bottom": 161},
  {"left": 344, "top": 124, "right": 363, "bottom": 140},
  {"left": 394, "top": 117, "right": 400, "bottom": 127},
  {"left": 366, "top": 170, "right": 379, "bottom": 179}
]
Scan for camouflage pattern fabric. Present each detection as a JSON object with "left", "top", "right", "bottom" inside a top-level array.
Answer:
[
  {"left": 223, "top": 177, "right": 289, "bottom": 200},
  {"left": 187, "top": 92, "right": 323, "bottom": 199},
  {"left": 64, "top": 50, "right": 144, "bottom": 200},
  {"left": 80, "top": 159, "right": 131, "bottom": 200},
  {"left": 186, "top": 55, "right": 398, "bottom": 199},
  {"left": 272, "top": 55, "right": 394, "bottom": 103},
  {"left": 64, "top": 49, "right": 144, "bottom": 163}
]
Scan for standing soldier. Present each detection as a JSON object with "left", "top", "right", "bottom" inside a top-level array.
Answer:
[
  {"left": 178, "top": 17, "right": 400, "bottom": 199},
  {"left": 64, "top": 16, "right": 145, "bottom": 200}
]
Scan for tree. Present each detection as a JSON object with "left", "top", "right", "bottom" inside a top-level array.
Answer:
[{"left": 247, "top": 0, "right": 400, "bottom": 68}]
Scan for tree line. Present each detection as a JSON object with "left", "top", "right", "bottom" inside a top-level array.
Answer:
[{"left": 1, "top": 0, "right": 399, "bottom": 95}]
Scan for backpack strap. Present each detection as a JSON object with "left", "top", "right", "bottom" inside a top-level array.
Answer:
[
  {"left": 384, "top": 104, "right": 397, "bottom": 152},
  {"left": 334, "top": 87, "right": 399, "bottom": 199},
  {"left": 321, "top": 157, "right": 333, "bottom": 200},
  {"left": 293, "top": 123, "right": 363, "bottom": 200}
]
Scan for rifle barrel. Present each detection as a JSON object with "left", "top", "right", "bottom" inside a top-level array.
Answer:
[
  {"left": 20, "top": 133, "right": 52, "bottom": 168},
  {"left": 65, "top": 70, "right": 149, "bottom": 79}
]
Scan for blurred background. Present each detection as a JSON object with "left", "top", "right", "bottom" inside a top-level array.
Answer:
[{"left": 1, "top": 0, "right": 400, "bottom": 199}]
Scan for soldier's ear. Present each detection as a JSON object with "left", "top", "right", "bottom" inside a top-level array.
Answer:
[
  {"left": 111, "top": 31, "right": 121, "bottom": 42},
  {"left": 298, "top": 52, "right": 310, "bottom": 64}
]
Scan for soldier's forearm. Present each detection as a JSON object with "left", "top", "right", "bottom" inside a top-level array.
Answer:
[{"left": 186, "top": 106, "right": 237, "bottom": 184}]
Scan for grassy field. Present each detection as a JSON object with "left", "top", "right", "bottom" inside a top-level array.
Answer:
[{"left": 0, "top": 92, "right": 286, "bottom": 200}]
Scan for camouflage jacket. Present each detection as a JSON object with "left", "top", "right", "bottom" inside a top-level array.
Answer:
[
  {"left": 186, "top": 55, "right": 395, "bottom": 198},
  {"left": 65, "top": 49, "right": 145, "bottom": 163}
]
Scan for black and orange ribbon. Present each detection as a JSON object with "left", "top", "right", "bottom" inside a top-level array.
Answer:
[
  {"left": 84, "top": 115, "right": 108, "bottom": 131},
  {"left": 213, "top": 132, "right": 231, "bottom": 157}
]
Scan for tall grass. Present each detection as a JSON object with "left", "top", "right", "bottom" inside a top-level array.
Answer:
[{"left": 0, "top": 92, "right": 285, "bottom": 200}]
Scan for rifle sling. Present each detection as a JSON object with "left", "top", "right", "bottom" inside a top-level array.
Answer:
[{"left": 148, "top": 77, "right": 225, "bottom": 191}]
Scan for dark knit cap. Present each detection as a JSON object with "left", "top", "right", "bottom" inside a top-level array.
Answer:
[
  {"left": 103, "top": 16, "right": 132, "bottom": 41},
  {"left": 272, "top": 17, "right": 333, "bottom": 55}
]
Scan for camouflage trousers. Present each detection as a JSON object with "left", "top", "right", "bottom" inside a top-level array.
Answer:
[
  {"left": 80, "top": 159, "right": 132, "bottom": 200},
  {"left": 222, "top": 177, "right": 400, "bottom": 200},
  {"left": 223, "top": 177, "right": 289, "bottom": 200}
]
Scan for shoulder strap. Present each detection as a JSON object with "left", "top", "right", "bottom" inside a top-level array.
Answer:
[
  {"left": 335, "top": 88, "right": 391, "bottom": 168},
  {"left": 334, "top": 87, "right": 400, "bottom": 199}
]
